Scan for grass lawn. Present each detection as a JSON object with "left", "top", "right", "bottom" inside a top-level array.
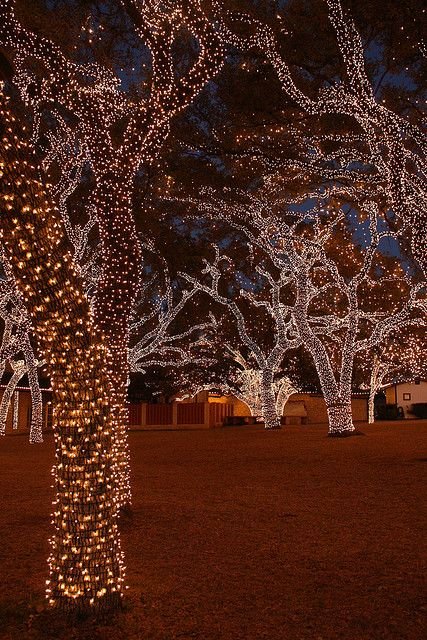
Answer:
[{"left": 0, "top": 421, "right": 426, "bottom": 640}]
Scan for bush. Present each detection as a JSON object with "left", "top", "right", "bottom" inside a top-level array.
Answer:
[
  {"left": 376, "top": 404, "right": 398, "bottom": 420},
  {"left": 409, "top": 403, "right": 427, "bottom": 418}
]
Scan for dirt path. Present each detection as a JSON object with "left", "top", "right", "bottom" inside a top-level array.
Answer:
[{"left": 0, "top": 421, "right": 426, "bottom": 639}]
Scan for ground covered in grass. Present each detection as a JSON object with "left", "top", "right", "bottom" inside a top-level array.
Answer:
[{"left": 0, "top": 421, "right": 426, "bottom": 640}]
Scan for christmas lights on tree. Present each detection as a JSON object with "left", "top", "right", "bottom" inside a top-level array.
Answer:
[
  {"left": 0, "top": 0, "right": 225, "bottom": 508},
  {"left": 358, "top": 327, "right": 427, "bottom": 423},
  {"left": 213, "top": 0, "right": 426, "bottom": 274},
  {"left": 219, "top": 345, "right": 299, "bottom": 423},
  {"left": 177, "top": 245, "right": 302, "bottom": 429},
  {"left": 0, "top": 0, "right": 424, "bottom": 614},
  {"left": 12, "top": 388, "right": 18, "bottom": 430},
  {"left": 179, "top": 186, "right": 426, "bottom": 435},
  {"left": 174, "top": 340, "right": 299, "bottom": 425},
  {"left": 129, "top": 241, "right": 217, "bottom": 374},
  {"left": 0, "top": 94, "right": 125, "bottom": 612},
  {"left": 0, "top": 251, "right": 44, "bottom": 442}
]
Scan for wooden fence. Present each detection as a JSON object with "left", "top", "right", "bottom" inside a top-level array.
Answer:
[
  {"left": 209, "top": 402, "right": 234, "bottom": 426},
  {"left": 146, "top": 403, "right": 173, "bottom": 426},
  {"left": 177, "top": 402, "right": 205, "bottom": 425},
  {"left": 128, "top": 401, "right": 234, "bottom": 429}
]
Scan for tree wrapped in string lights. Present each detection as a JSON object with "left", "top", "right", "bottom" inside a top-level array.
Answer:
[
  {"left": 0, "top": 0, "right": 224, "bottom": 507},
  {"left": 0, "top": 250, "right": 44, "bottom": 441},
  {"left": 218, "top": 345, "right": 299, "bottom": 421},
  {"left": 213, "top": 0, "right": 426, "bottom": 273},
  {"left": 174, "top": 341, "right": 299, "bottom": 423},
  {"left": 358, "top": 326, "right": 427, "bottom": 423},
  {"left": 0, "top": 95, "right": 125, "bottom": 611},
  {"left": 181, "top": 185, "right": 426, "bottom": 435},
  {"left": 178, "top": 245, "right": 303, "bottom": 429}
]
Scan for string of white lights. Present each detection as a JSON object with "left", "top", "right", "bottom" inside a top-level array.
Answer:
[
  {"left": 178, "top": 244, "right": 302, "bottom": 429},
  {"left": 178, "top": 186, "right": 425, "bottom": 435},
  {"left": 213, "top": 0, "right": 426, "bottom": 275}
]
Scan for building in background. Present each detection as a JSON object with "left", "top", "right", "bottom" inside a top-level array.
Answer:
[{"left": 385, "top": 380, "right": 427, "bottom": 418}]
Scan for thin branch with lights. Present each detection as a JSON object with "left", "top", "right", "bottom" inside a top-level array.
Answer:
[{"left": 128, "top": 240, "right": 217, "bottom": 375}]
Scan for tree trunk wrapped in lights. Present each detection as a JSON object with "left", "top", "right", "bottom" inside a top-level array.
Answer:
[
  {"left": 0, "top": 97, "right": 124, "bottom": 612},
  {"left": 91, "top": 175, "right": 140, "bottom": 508},
  {"left": 12, "top": 389, "right": 18, "bottom": 429},
  {"left": 0, "top": 358, "right": 25, "bottom": 433},
  {"left": 221, "top": 347, "right": 299, "bottom": 429},
  {"left": 24, "top": 331, "right": 44, "bottom": 441},
  {"left": 326, "top": 403, "right": 354, "bottom": 435},
  {"left": 275, "top": 375, "right": 299, "bottom": 419},
  {"left": 0, "top": 0, "right": 224, "bottom": 508},
  {"left": 179, "top": 248, "right": 302, "bottom": 430},
  {"left": 291, "top": 267, "right": 358, "bottom": 436},
  {"left": 367, "top": 354, "right": 388, "bottom": 425},
  {"left": 180, "top": 188, "right": 426, "bottom": 437},
  {"left": 259, "top": 367, "right": 281, "bottom": 430},
  {"left": 0, "top": 254, "right": 44, "bottom": 441}
]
